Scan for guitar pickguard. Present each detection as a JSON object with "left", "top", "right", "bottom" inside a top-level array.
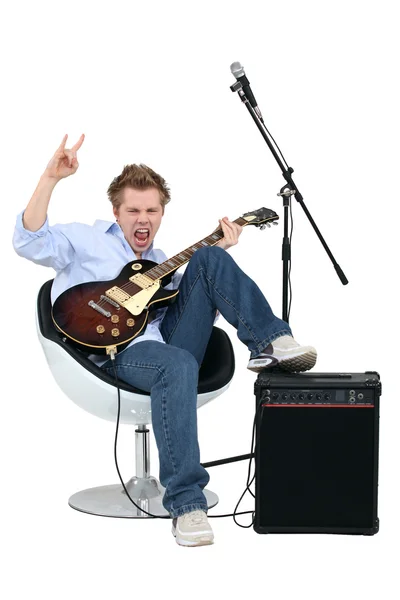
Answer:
[{"left": 121, "top": 280, "right": 161, "bottom": 315}]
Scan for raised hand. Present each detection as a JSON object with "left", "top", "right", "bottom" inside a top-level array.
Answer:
[{"left": 44, "top": 133, "right": 85, "bottom": 181}]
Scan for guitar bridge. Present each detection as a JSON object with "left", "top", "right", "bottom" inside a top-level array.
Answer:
[
  {"left": 88, "top": 300, "right": 111, "bottom": 317},
  {"left": 100, "top": 294, "right": 120, "bottom": 309}
]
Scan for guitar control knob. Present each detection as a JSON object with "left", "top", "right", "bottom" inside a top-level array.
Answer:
[
  {"left": 96, "top": 325, "right": 105, "bottom": 334},
  {"left": 127, "top": 318, "right": 135, "bottom": 327},
  {"left": 111, "top": 328, "right": 120, "bottom": 337},
  {"left": 111, "top": 315, "right": 120, "bottom": 323}
]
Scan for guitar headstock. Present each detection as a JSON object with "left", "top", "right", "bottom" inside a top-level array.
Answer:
[{"left": 241, "top": 207, "right": 279, "bottom": 227}]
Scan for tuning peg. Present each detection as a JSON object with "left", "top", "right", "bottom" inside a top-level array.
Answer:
[
  {"left": 266, "top": 223, "right": 271, "bottom": 228},
  {"left": 259, "top": 224, "right": 266, "bottom": 230},
  {"left": 273, "top": 221, "right": 278, "bottom": 226}
]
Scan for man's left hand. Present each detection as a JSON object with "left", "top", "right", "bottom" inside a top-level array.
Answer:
[{"left": 215, "top": 217, "right": 243, "bottom": 250}]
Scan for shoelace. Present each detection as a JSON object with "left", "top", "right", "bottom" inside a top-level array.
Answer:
[{"left": 183, "top": 510, "right": 206, "bottom": 525}]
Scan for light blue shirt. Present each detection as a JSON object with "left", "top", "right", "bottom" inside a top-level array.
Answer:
[{"left": 13, "top": 211, "right": 192, "bottom": 366}]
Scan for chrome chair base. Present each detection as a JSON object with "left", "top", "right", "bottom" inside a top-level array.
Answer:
[{"left": 68, "top": 476, "right": 219, "bottom": 518}]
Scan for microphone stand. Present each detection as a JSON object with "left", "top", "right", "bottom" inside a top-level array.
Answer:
[{"left": 230, "top": 80, "right": 348, "bottom": 325}]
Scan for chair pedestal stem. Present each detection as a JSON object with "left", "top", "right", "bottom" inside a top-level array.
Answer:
[
  {"left": 135, "top": 424, "right": 150, "bottom": 479},
  {"left": 68, "top": 424, "right": 219, "bottom": 518}
]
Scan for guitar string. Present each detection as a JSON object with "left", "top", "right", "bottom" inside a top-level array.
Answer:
[
  {"left": 95, "top": 242, "right": 213, "bottom": 309},
  {"left": 96, "top": 239, "right": 214, "bottom": 301},
  {"left": 94, "top": 242, "right": 213, "bottom": 310},
  {"left": 96, "top": 230, "right": 226, "bottom": 305},
  {"left": 93, "top": 216, "right": 268, "bottom": 309},
  {"left": 94, "top": 216, "right": 269, "bottom": 309},
  {"left": 115, "top": 218, "right": 246, "bottom": 293}
]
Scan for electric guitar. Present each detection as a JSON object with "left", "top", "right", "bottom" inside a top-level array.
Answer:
[{"left": 52, "top": 207, "right": 279, "bottom": 354}]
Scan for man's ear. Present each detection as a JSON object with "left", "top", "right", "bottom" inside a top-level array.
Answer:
[{"left": 113, "top": 207, "right": 119, "bottom": 221}]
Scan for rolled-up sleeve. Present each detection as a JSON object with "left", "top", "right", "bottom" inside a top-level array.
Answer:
[{"left": 12, "top": 211, "right": 75, "bottom": 271}]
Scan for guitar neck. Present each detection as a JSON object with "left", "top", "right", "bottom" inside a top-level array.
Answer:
[{"left": 145, "top": 216, "right": 249, "bottom": 281}]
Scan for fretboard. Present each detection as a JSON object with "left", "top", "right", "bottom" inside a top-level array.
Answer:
[{"left": 145, "top": 216, "right": 248, "bottom": 281}]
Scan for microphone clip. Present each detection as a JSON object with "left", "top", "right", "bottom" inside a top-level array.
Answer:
[
  {"left": 230, "top": 81, "right": 243, "bottom": 93},
  {"left": 230, "top": 79, "right": 263, "bottom": 121}
]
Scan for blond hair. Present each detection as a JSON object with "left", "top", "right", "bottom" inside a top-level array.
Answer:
[{"left": 107, "top": 164, "right": 171, "bottom": 210}]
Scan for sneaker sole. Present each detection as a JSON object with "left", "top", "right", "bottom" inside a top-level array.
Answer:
[
  {"left": 175, "top": 536, "right": 214, "bottom": 547},
  {"left": 172, "top": 527, "right": 214, "bottom": 547},
  {"left": 276, "top": 350, "right": 317, "bottom": 373},
  {"left": 248, "top": 350, "right": 317, "bottom": 373}
]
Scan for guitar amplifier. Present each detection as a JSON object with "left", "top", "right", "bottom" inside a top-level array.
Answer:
[{"left": 253, "top": 371, "right": 381, "bottom": 535}]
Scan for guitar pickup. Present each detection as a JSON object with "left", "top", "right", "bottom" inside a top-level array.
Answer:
[{"left": 105, "top": 286, "right": 131, "bottom": 304}]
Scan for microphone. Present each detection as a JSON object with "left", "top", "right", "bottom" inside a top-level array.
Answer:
[{"left": 230, "top": 62, "right": 264, "bottom": 122}]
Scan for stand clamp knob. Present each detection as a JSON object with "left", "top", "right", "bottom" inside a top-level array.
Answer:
[{"left": 277, "top": 188, "right": 296, "bottom": 197}]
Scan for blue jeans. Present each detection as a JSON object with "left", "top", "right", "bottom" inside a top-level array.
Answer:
[{"left": 101, "top": 246, "right": 291, "bottom": 518}]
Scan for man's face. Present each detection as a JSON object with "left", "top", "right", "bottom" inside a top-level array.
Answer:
[{"left": 113, "top": 187, "right": 164, "bottom": 256}]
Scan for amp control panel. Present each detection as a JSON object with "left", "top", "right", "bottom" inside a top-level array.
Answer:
[
  {"left": 255, "top": 372, "right": 381, "bottom": 406},
  {"left": 261, "top": 388, "right": 375, "bottom": 405}
]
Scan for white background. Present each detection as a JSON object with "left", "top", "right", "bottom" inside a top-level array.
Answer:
[{"left": 1, "top": 0, "right": 399, "bottom": 597}]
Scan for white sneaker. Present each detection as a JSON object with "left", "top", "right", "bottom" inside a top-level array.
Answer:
[
  {"left": 171, "top": 510, "right": 214, "bottom": 547},
  {"left": 247, "top": 335, "right": 317, "bottom": 373}
]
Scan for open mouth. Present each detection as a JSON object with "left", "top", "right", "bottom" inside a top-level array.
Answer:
[{"left": 134, "top": 228, "right": 150, "bottom": 246}]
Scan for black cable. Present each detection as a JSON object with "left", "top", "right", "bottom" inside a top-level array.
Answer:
[
  {"left": 110, "top": 357, "right": 168, "bottom": 518},
  {"left": 287, "top": 197, "right": 294, "bottom": 320},
  {"left": 110, "top": 354, "right": 261, "bottom": 523},
  {"left": 260, "top": 121, "right": 290, "bottom": 171},
  {"left": 229, "top": 400, "right": 266, "bottom": 528}
]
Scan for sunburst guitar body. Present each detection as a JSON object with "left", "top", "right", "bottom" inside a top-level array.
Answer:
[{"left": 52, "top": 259, "right": 177, "bottom": 353}]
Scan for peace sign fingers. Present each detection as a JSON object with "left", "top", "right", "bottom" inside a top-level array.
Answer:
[
  {"left": 71, "top": 133, "right": 85, "bottom": 152},
  {"left": 55, "top": 133, "right": 85, "bottom": 155},
  {"left": 45, "top": 133, "right": 85, "bottom": 181},
  {"left": 55, "top": 134, "right": 69, "bottom": 155}
]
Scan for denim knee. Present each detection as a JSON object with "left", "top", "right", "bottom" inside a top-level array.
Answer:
[
  {"left": 160, "top": 346, "right": 199, "bottom": 380},
  {"left": 190, "top": 244, "right": 225, "bottom": 268}
]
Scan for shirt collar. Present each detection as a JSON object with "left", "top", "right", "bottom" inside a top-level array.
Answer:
[{"left": 93, "top": 219, "right": 118, "bottom": 233}]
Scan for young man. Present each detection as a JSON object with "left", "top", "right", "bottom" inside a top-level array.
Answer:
[{"left": 13, "top": 134, "right": 317, "bottom": 547}]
